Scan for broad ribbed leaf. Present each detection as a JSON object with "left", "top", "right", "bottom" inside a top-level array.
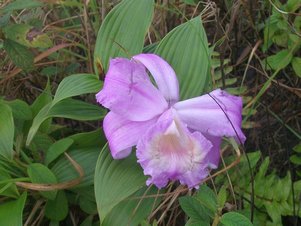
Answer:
[
  {"left": 0, "top": 103, "right": 14, "bottom": 159},
  {"left": 94, "top": 145, "right": 146, "bottom": 222},
  {"left": 93, "top": 0, "right": 154, "bottom": 73},
  {"left": 6, "top": 99, "right": 32, "bottom": 120},
  {"left": 49, "top": 99, "right": 106, "bottom": 120},
  {"left": 26, "top": 73, "right": 103, "bottom": 146},
  {"left": 0, "top": 0, "right": 44, "bottom": 13},
  {"left": 52, "top": 74, "right": 101, "bottom": 105},
  {"left": 103, "top": 187, "right": 161, "bottom": 226},
  {"left": 51, "top": 147, "right": 99, "bottom": 188},
  {"left": 27, "top": 163, "right": 58, "bottom": 200},
  {"left": 155, "top": 17, "right": 211, "bottom": 99},
  {"left": 68, "top": 129, "right": 106, "bottom": 149},
  {"left": 0, "top": 192, "right": 27, "bottom": 226},
  {"left": 0, "top": 168, "right": 19, "bottom": 198},
  {"left": 26, "top": 99, "right": 105, "bottom": 145},
  {"left": 45, "top": 138, "right": 74, "bottom": 166},
  {"left": 45, "top": 191, "right": 68, "bottom": 221}
]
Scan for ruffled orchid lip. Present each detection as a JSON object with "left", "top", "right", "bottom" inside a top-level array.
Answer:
[{"left": 96, "top": 53, "right": 246, "bottom": 189}]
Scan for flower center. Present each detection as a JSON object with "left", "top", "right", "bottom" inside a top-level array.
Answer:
[{"left": 158, "top": 134, "right": 186, "bottom": 155}]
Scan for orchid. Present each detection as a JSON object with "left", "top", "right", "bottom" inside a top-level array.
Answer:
[{"left": 96, "top": 53, "right": 246, "bottom": 189}]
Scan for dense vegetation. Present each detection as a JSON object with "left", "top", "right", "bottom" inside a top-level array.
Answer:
[{"left": 0, "top": 0, "right": 300, "bottom": 225}]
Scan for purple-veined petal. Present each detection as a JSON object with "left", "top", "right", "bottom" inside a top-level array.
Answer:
[
  {"left": 133, "top": 54, "right": 179, "bottom": 105},
  {"left": 136, "top": 112, "right": 213, "bottom": 189},
  {"left": 103, "top": 112, "right": 159, "bottom": 159},
  {"left": 96, "top": 58, "right": 168, "bottom": 121},
  {"left": 174, "top": 89, "right": 246, "bottom": 144},
  {"left": 203, "top": 134, "right": 222, "bottom": 169}
]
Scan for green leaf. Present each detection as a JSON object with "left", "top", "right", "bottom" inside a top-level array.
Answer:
[
  {"left": 3, "top": 39, "right": 34, "bottom": 70},
  {"left": 79, "top": 195, "right": 97, "bottom": 214},
  {"left": 220, "top": 212, "right": 253, "bottom": 226},
  {"left": 217, "top": 185, "right": 228, "bottom": 208},
  {"left": 31, "top": 81, "right": 52, "bottom": 117},
  {"left": 0, "top": 168, "right": 19, "bottom": 198},
  {"left": 179, "top": 196, "right": 211, "bottom": 223},
  {"left": 27, "top": 99, "right": 105, "bottom": 145},
  {"left": 266, "top": 49, "right": 293, "bottom": 70},
  {"left": 45, "top": 191, "right": 68, "bottom": 221},
  {"left": 48, "top": 99, "right": 106, "bottom": 120},
  {"left": 0, "top": 192, "right": 27, "bottom": 226},
  {"left": 26, "top": 74, "right": 102, "bottom": 145},
  {"left": 94, "top": 145, "right": 146, "bottom": 222},
  {"left": 103, "top": 187, "right": 161, "bottom": 226},
  {"left": 0, "top": 103, "right": 14, "bottom": 159},
  {"left": 52, "top": 74, "right": 102, "bottom": 105},
  {"left": 45, "top": 138, "right": 74, "bottom": 166},
  {"left": 68, "top": 129, "right": 106, "bottom": 149},
  {"left": 80, "top": 216, "right": 93, "bottom": 226},
  {"left": 290, "top": 155, "right": 301, "bottom": 165},
  {"left": 195, "top": 185, "right": 218, "bottom": 214},
  {"left": 94, "top": 0, "right": 154, "bottom": 73},
  {"left": 0, "top": 13, "right": 10, "bottom": 28},
  {"left": 293, "top": 143, "right": 301, "bottom": 153},
  {"left": 5, "top": 99, "right": 32, "bottom": 120},
  {"left": 0, "top": 0, "right": 44, "bottom": 13},
  {"left": 52, "top": 147, "right": 100, "bottom": 187},
  {"left": 292, "top": 57, "right": 301, "bottom": 78},
  {"left": 286, "top": 0, "right": 301, "bottom": 12},
  {"left": 3, "top": 24, "right": 52, "bottom": 48},
  {"left": 27, "top": 163, "right": 58, "bottom": 200},
  {"left": 155, "top": 16, "right": 210, "bottom": 99},
  {"left": 264, "top": 202, "right": 282, "bottom": 223}
]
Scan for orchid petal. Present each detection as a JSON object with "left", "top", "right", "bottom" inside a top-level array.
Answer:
[
  {"left": 103, "top": 112, "right": 159, "bottom": 159},
  {"left": 137, "top": 114, "right": 212, "bottom": 189},
  {"left": 133, "top": 54, "right": 179, "bottom": 105},
  {"left": 203, "top": 134, "right": 222, "bottom": 169},
  {"left": 96, "top": 58, "right": 168, "bottom": 121},
  {"left": 174, "top": 89, "right": 246, "bottom": 144}
]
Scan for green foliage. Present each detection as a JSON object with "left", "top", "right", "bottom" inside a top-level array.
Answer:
[
  {"left": 94, "top": 145, "right": 147, "bottom": 222},
  {"left": 290, "top": 142, "right": 301, "bottom": 177},
  {"left": 44, "top": 191, "right": 68, "bottom": 221},
  {"left": 93, "top": 0, "right": 154, "bottom": 73},
  {"left": 45, "top": 138, "right": 74, "bottom": 166},
  {"left": 3, "top": 39, "right": 34, "bottom": 70},
  {"left": 0, "top": 0, "right": 299, "bottom": 225},
  {"left": 52, "top": 147, "right": 100, "bottom": 187},
  {"left": 0, "top": 0, "right": 44, "bottom": 13},
  {"left": 27, "top": 163, "right": 58, "bottom": 200},
  {"left": 103, "top": 187, "right": 161, "bottom": 226},
  {"left": 155, "top": 17, "right": 211, "bottom": 99},
  {"left": 0, "top": 192, "right": 27, "bottom": 226},
  {"left": 26, "top": 74, "right": 103, "bottom": 145},
  {"left": 263, "top": 0, "right": 301, "bottom": 77},
  {"left": 179, "top": 185, "right": 253, "bottom": 226},
  {"left": 3, "top": 23, "right": 52, "bottom": 48},
  {"left": 220, "top": 212, "right": 253, "bottom": 226},
  {"left": 0, "top": 103, "right": 14, "bottom": 159},
  {"left": 223, "top": 152, "right": 301, "bottom": 225}
]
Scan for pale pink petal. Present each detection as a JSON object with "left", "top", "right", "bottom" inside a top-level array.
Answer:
[
  {"left": 96, "top": 58, "right": 168, "bottom": 121},
  {"left": 174, "top": 89, "right": 246, "bottom": 144},
  {"left": 137, "top": 114, "right": 213, "bottom": 189},
  {"left": 133, "top": 54, "right": 179, "bottom": 105},
  {"left": 103, "top": 112, "right": 159, "bottom": 159}
]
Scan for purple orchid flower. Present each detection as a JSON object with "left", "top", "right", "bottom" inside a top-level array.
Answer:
[{"left": 96, "top": 53, "right": 246, "bottom": 189}]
